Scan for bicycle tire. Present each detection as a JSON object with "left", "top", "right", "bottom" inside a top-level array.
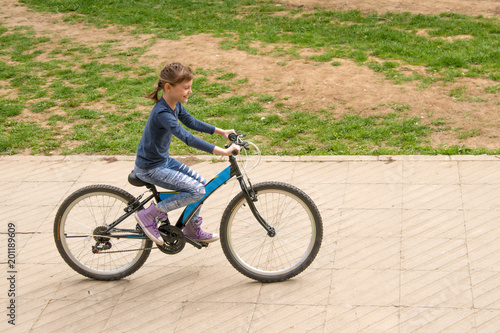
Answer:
[
  {"left": 54, "top": 185, "right": 152, "bottom": 280},
  {"left": 220, "top": 181, "right": 322, "bottom": 282}
]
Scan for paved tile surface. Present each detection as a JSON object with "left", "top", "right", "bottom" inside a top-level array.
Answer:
[{"left": 1, "top": 154, "right": 499, "bottom": 332}]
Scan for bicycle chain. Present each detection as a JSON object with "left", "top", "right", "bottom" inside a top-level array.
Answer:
[{"left": 95, "top": 247, "right": 154, "bottom": 254}]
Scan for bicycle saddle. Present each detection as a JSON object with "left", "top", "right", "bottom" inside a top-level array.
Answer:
[{"left": 128, "top": 171, "right": 151, "bottom": 187}]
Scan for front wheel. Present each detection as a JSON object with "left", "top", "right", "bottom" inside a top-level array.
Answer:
[
  {"left": 220, "top": 182, "right": 322, "bottom": 282},
  {"left": 54, "top": 185, "right": 152, "bottom": 280}
]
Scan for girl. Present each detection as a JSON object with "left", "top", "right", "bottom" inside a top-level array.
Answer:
[{"left": 134, "top": 62, "right": 240, "bottom": 246}]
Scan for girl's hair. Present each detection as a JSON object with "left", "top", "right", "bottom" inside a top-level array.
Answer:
[{"left": 145, "top": 62, "right": 194, "bottom": 103}]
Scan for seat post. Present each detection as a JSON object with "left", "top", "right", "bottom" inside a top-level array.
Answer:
[{"left": 146, "top": 184, "right": 161, "bottom": 204}]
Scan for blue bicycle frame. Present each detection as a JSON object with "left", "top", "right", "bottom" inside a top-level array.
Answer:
[
  {"left": 159, "top": 165, "right": 232, "bottom": 228},
  {"left": 161, "top": 156, "right": 273, "bottom": 239}
]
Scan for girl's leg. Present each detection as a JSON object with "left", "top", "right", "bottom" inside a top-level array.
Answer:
[
  {"left": 135, "top": 158, "right": 219, "bottom": 243},
  {"left": 135, "top": 158, "right": 206, "bottom": 216}
]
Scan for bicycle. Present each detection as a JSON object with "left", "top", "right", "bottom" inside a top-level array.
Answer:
[{"left": 54, "top": 133, "right": 323, "bottom": 283}]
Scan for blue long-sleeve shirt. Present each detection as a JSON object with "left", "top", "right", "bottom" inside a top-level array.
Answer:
[{"left": 135, "top": 97, "right": 215, "bottom": 169}]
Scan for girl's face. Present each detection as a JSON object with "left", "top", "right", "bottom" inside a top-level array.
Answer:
[{"left": 166, "top": 79, "right": 193, "bottom": 104}]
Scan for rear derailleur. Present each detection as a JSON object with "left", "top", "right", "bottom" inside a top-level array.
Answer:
[{"left": 92, "top": 225, "right": 112, "bottom": 254}]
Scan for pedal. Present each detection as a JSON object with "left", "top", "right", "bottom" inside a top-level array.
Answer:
[{"left": 184, "top": 236, "right": 209, "bottom": 249}]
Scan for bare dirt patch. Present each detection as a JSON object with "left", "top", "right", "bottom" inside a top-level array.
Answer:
[
  {"left": 1, "top": 0, "right": 499, "bottom": 152},
  {"left": 282, "top": 0, "right": 500, "bottom": 18}
]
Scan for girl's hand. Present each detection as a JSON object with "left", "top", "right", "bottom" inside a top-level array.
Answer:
[
  {"left": 213, "top": 144, "right": 241, "bottom": 156},
  {"left": 215, "top": 128, "right": 236, "bottom": 140},
  {"left": 224, "top": 144, "right": 241, "bottom": 156}
]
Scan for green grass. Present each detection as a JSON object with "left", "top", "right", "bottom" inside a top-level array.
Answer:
[{"left": 0, "top": 3, "right": 499, "bottom": 155}]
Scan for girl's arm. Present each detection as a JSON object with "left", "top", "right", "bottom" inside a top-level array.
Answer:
[{"left": 176, "top": 106, "right": 239, "bottom": 155}]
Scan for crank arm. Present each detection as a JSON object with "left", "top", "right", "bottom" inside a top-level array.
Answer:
[{"left": 181, "top": 235, "right": 209, "bottom": 249}]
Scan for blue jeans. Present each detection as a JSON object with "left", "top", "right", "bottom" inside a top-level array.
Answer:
[{"left": 134, "top": 158, "right": 207, "bottom": 221}]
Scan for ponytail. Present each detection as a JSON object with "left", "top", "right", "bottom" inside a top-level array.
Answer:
[{"left": 144, "top": 81, "right": 163, "bottom": 103}]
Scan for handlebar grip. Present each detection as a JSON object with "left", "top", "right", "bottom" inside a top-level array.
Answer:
[
  {"left": 228, "top": 133, "right": 237, "bottom": 142},
  {"left": 231, "top": 149, "right": 239, "bottom": 156}
]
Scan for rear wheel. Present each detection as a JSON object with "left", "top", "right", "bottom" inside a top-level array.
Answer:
[
  {"left": 54, "top": 185, "right": 152, "bottom": 280},
  {"left": 220, "top": 182, "right": 322, "bottom": 282}
]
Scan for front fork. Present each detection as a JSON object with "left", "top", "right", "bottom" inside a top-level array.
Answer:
[{"left": 230, "top": 157, "right": 276, "bottom": 237}]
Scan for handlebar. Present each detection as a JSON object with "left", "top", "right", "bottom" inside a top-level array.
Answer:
[
  {"left": 227, "top": 133, "right": 248, "bottom": 155},
  {"left": 226, "top": 133, "right": 261, "bottom": 172},
  {"left": 228, "top": 132, "right": 244, "bottom": 142}
]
